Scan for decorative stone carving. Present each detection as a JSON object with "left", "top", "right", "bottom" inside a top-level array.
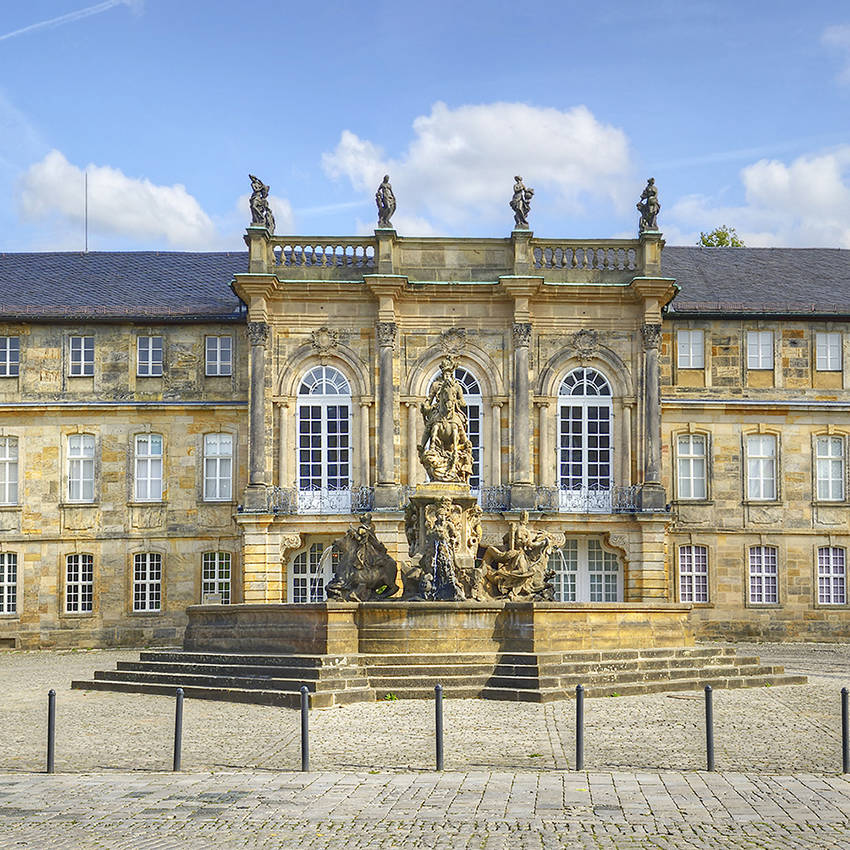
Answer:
[
  {"left": 481, "top": 510, "right": 554, "bottom": 600},
  {"left": 418, "top": 355, "right": 474, "bottom": 483},
  {"left": 641, "top": 323, "right": 661, "bottom": 351},
  {"left": 510, "top": 176, "right": 534, "bottom": 229},
  {"left": 571, "top": 328, "right": 599, "bottom": 363},
  {"left": 376, "top": 321, "right": 397, "bottom": 349},
  {"left": 310, "top": 326, "right": 339, "bottom": 356},
  {"left": 637, "top": 177, "right": 660, "bottom": 233},
  {"left": 439, "top": 327, "right": 467, "bottom": 355},
  {"left": 325, "top": 514, "right": 400, "bottom": 601},
  {"left": 512, "top": 322, "right": 532, "bottom": 348},
  {"left": 246, "top": 322, "right": 269, "bottom": 346},
  {"left": 248, "top": 174, "right": 276, "bottom": 233},
  {"left": 375, "top": 175, "right": 396, "bottom": 229},
  {"left": 420, "top": 497, "right": 466, "bottom": 601}
]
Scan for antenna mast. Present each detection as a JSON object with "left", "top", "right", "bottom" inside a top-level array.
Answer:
[{"left": 84, "top": 170, "right": 88, "bottom": 253}]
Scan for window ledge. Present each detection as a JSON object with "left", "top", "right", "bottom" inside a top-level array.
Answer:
[
  {"left": 743, "top": 500, "right": 782, "bottom": 507},
  {"left": 0, "top": 504, "right": 21, "bottom": 512},
  {"left": 0, "top": 613, "right": 20, "bottom": 619},
  {"left": 127, "top": 501, "right": 167, "bottom": 507},
  {"left": 129, "top": 610, "right": 163, "bottom": 617},
  {"left": 688, "top": 602, "right": 715, "bottom": 609},
  {"left": 59, "top": 502, "right": 99, "bottom": 508},
  {"left": 812, "top": 500, "right": 850, "bottom": 508},
  {"left": 745, "top": 603, "right": 781, "bottom": 609},
  {"left": 59, "top": 612, "right": 95, "bottom": 619},
  {"left": 674, "top": 499, "right": 714, "bottom": 506}
]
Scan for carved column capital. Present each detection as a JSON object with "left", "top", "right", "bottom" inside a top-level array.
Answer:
[
  {"left": 376, "top": 321, "right": 398, "bottom": 349},
  {"left": 641, "top": 323, "right": 661, "bottom": 351},
  {"left": 247, "top": 321, "right": 270, "bottom": 346},
  {"left": 512, "top": 322, "right": 532, "bottom": 348}
]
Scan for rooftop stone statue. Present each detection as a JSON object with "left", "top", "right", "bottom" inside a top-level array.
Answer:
[
  {"left": 637, "top": 177, "right": 660, "bottom": 233},
  {"left": 248, "top": 174, "right": 276, "bottom": 233},
  {"left": 375, "top": 174, "right": 396, "bottom": 229},
  {"left": 510, "top": 176, "right": 534, "bottom": 229}
]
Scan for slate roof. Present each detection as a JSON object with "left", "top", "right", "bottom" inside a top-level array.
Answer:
[
  {"left": 0, "top": 252, "right": 248, "bottom": 321},
  {"left": 663, "top": 247, "right": 850, "bottom": 316}
]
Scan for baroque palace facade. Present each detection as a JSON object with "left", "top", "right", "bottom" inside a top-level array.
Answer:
[{"left": 1, "top": 224, "right": 849, "bottom": 648}]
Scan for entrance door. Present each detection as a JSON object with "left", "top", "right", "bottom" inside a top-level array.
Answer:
[{"left": 549, "top": 539, "right": 623, "bottom": 602}]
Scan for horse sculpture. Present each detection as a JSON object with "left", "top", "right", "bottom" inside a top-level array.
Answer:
[{"left": 325, "top": 515, "right": 400, "bottom": 602}]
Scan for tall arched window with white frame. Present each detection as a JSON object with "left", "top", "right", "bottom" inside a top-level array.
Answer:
[
  {"left": 428, "top": 366, "right": 483, "bottom": 493},
  {"left": 558, "top": 367, "right": 613, "bottom": 512},
  {"left": 297, "top": 365, "right": 352, "bottom": 513}
]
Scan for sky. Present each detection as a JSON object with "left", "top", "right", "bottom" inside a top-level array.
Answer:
[{"left": 0, "top": 0, "right": 848, "bottom": 253}]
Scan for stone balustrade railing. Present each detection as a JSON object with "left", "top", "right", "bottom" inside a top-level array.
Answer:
[
  {"left": 269, "top": 237, "right": 376, "bottom": 269},
  {"left": 531, "top": 240, "right": 640, "bottom": 272}
]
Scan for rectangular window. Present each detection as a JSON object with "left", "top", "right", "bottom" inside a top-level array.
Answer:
[
  {"left": 816, "top": 332, "right": 842, "bottom": 372},
  {"left": 69, "top": 336, "right": 94, "bottom": 376},
  {"left": 818, "top": 547, "right": 846, "bottom": 605},
  {"left": 746, "top": 330, "right": 773, "bottom": 370},
  {"left": 553, "top": 539, "right": 578, "bottom": 602},
  {"left": 67, "top": 434, "right": 95, "bottom": 502},
  {"left": 677, "top": 329, "right": 704, "bottom": 369},
  {"left": 135, "top": 434, "right": 163, "bottom": 501},
  {"left": 587, "top": 539, "right": 619, "bottom": 602},
  {"left": 137, "top": 336, "right": 163, "bottom": 377},
  {"left": 291, "top": 543, "right": 330, "bottom": 604},
  {"left": 205, "top": 336, "right": 232, "bottom": 376},
  {"left": 679, "top": 545, "right": 709, "bottom": 603},
  {"left": 133, "top": 553, "right": 162, "bottom": 612},
  {"left": 0, "top": 436, "right": 18, "bottom": 505},
  {"left": 65, "top": 553, "right": 93, "bottom": 613},
  {"left": 202, "top": 552, "right": 231, "bottom": 604},
  {"left": 677, "top": 434, "right": 707, "bottom": 500},
  {"left": 747, "top": 434, "right": 777, "bottom": 501},
  {"left": 0, "top": 552, "right": 17, "bottom": 614},
  {"left": 749, "top": 546, "right": 778, "bottom": 604},
  {"left": 0, "top": 337, "right": 20, "bottom": 377},
  {"left": 816, "top": 436, "right": 845, "bottom": 502},
  {"left": 203, "top": 433, "right": 232, "bottom": 501}
]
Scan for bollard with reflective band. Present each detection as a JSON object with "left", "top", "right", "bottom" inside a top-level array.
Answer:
[
  {"left": 173, "top": 688, "right": 184, "bottom": 772},
  {"left": 575, "top": 684, "right": 584, "bottom": 771},
  {"left": 704, "top": 685, "right": 715, "bottom": 772},
  {"left": 842, "top": 687, "right": 849, "bottom": 775},
  {"left": 46, "top": 690, "right": 56, "bottom": 774},
  {"left": 300, "top": 686, "right": 310, "bottom": 772},
  {"left": 435, "top": 684, "right": 444, "bottom": 772}
]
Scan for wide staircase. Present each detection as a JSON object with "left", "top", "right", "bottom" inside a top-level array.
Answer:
[{"left": 72, "top": 645, "right": 806, "bottom": 707}]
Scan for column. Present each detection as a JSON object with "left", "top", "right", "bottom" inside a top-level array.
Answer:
[
  {"left": 511, "top": 322, "right": 534, "bottom": 507},
  {"left": 490, "top": 402, "right": 502, "bottom": 487},
  {"left": 359, "top": 401, "right": 371, "bottom": 488},
  {"left": 406, "top": 401, "right": 418, "bottom": 487},
  {"left": 247, "top": 321, "right": 269, "bottom": 487},
  {"left": 641, "top": 323, "right": 666, "bottom": 509},
  {"left": 277, "top": 402, "right": 289, "bottom": 488},
  {"left": 374, "top": 321, "right": 399, "bottom": 508},
  {"left": 536, "top": 401, "right": 551, "bottom": 487}
]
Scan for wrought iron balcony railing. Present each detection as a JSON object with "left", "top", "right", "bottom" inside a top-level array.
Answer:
[{"left": 265, "top": 486, "right": 374, "bottom": 515}]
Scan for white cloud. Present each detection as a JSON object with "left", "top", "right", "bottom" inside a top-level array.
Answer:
[
  {"left": 0, "top": 0, "right": 142, "bottom": 43},
  {"left": 823, "top": 24, "right": 850, "bottom": 85},
  {"left": 666, "top": 147, "right": 850, "bottom": 247},
  {"left": 322, "top": 101, "right": 633, "bottom": 233}
]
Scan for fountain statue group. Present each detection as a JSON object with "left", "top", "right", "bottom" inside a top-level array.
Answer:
[{"left": 326, "top": 354, "right": 555, "bottom": 603}]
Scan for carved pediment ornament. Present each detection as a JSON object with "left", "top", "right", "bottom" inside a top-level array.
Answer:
[
  {"left": 642, "top": 323, "right": 661, "bottom": 351},
  {"left": 570, "top": 329, "right": 599, "bottom": 364},
  {"left": 311, "top": 326, "right": 339, "bottom": 356},
  {"left": 512, "top": 322, "right": 532, "bottom": 348},
  {"left": 440, "top": 327, "right": 467, "bottom": 354},
  {"left": 376, "top": 321, "right": 397, "bottom": 348},
  {"left": 247, "top": 321, "right": 270, "bottom": 346}
]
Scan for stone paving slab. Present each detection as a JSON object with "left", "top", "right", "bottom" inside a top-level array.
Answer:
[{"left": 1, "top": 770, "right": 849, "bottom": 849}]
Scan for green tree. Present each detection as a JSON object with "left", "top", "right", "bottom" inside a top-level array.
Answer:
[{"left": 698, "top": 225, "right": 745, "bottom": 247}]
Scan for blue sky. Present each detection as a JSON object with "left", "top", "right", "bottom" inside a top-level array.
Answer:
[{"left": 0, "top": 0, "right": 848, "bottom": 252}]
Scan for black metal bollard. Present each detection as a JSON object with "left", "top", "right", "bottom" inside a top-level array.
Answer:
[
  {"left": 704, "top": 685, "right": 715, "bottom": 772},
  {"left": 575, "top": 684, "right": 584, "bottom": 771},
  {"left": 173, "top": 687, "right": 184, "bottom": 772},
  {"left": 435, "top": 684, "right": 444, "bottom": 772},
  {"left": 842, "top": 687, "right": 849, "bottom": 775},
  {"left": 300, "top": 686, "right": 310, "bottom": 772},
  {"left": 46, "top": 689, "right": 56, "bottom": 774}
]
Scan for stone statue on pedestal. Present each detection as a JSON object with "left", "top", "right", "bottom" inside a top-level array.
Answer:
[
  {"left": 637, "top": 177, "right": 660, "bottom": 232},
  {"left": 325, "top": 514, "right": 399, "bottom": 601},
  {"left": 375, "top": 175, "right": 396, "bottom": 229},
  {"left": 510, "top": 176, "right": 534, "bottom": 229},
  {"left": 482, "top": 510, "right": 555, "bottom": 600},
  {"left": 249, "top": 174, "right": 276, "bottom": 233}
]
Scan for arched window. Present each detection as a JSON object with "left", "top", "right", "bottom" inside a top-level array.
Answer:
[
  {"left": 558, "top": 368, "right": 613, "bottom": 512},
  {"left": 548, "top": 539, "right": 622, "bottom": 602},
  {"left": 428, "top": 366, "right": 483, "bottom": 491},
  {"left": 297, "top": 365, "right": 352, "bottom": 513},
  {"left": 288, "top": 542, "right": 335, "bottom": 603}
]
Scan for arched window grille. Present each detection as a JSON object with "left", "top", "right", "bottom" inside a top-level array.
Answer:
[
  {"left": 428, "top": 365, "right": 483, "bottom": 491},
  {"left": 558, "top": 367, "right": 613, "bottom": 512},
  {"left": 297, "top": 366, "right": 352, "bottom": 513}
]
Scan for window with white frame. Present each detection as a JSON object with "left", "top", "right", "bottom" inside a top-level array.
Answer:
[
  {"left": 0, "top": 552, "right": 16, "bottom": 614},
  {"left": 428, "top": 366, "right": 483, "bottom": 491},
  {"left": 817, "top": 547, "right": 846, "bottom": 605},
  {"left": 69, "top": 336, "right": 94, "bottom": 376},
  {"left": 0, "top": 337, "right": 19, "bottom": 377},
  {"left": 137, "top": 336, "right": 163, "bottom": 377},
  {"left": 0, "top": 436, "right": 18, "bottom": 505},
  {"left": 746, "top": 330, "right": 773, "bottom": 370},
  {"left": 548, "top": 538, "right": 622, "bottom": 602},
  {"left": 677, "top": 434, "right": 707, "bottom": 500},
  {"left": 746, "top": 434, "right": 777, "bottom": 501},
  {"left": 816, "top": 436, "right": 845, "bottom": 502},
  {"left": 816, "top": 332, "right": 842, "bottom": 372},
  {"left": 67, "top": 434, "right": 95, "bottom": 502},
  {"left": 677, "top": 329, "right": 705, "bottom": 369},
  {"left": 297, "top": 366, "right": 351, "bottom": 513},
  {"left": 205, "top": 336, "right": 232, "bottom": 376},
  {"left": 65, "top": 553, "right": 93, "bottom": 613},
  {"left": 679, "top": 545, "right": 709, "bottom": 603},
  {"left": 749, "top": 546, "right": 778, "bottom": 604},
  {"left": 133, "top": 553, "right": 162, "bottom": 612},
  {"left": 203, "top": 433, "right": 232, "bottom": 501},
  {"left": 289, "top": 543, "right": 334, "bottom": 603},
  {"left": 202, "top": 552, "right": 231, "bottom": 604},
  {"left": 135, "top": 434, "right": 163, "bottom": 501}
]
